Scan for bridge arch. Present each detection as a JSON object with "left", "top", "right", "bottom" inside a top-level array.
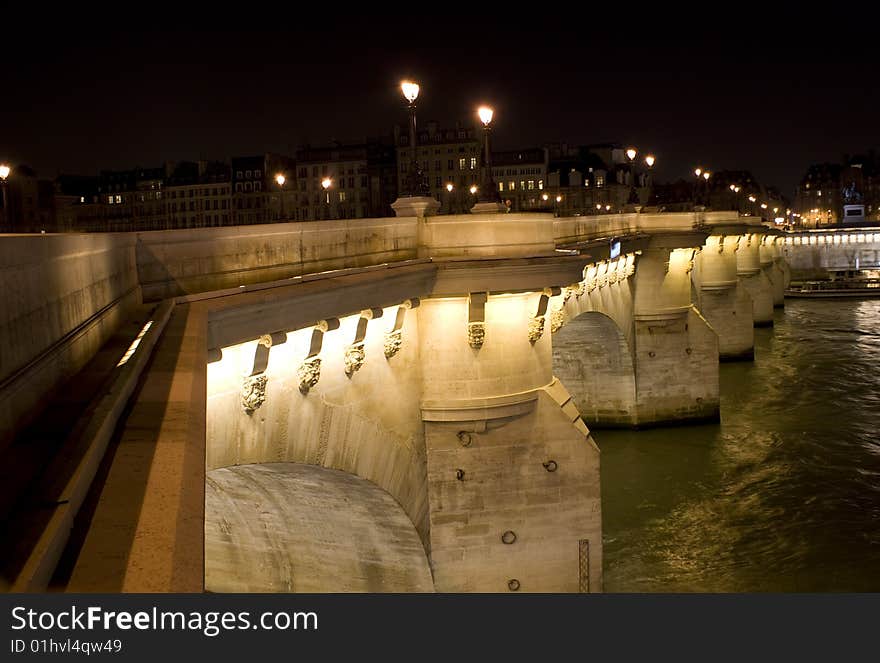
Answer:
[
  {"left": 552, "top": 310, "right": 637, "bottom": 427},
  {"left": 205, "top": 463, "right": 434, "bottom": 592}
]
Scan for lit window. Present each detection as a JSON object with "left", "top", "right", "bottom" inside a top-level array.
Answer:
[
  {"left": 115, "top": 195, "right": 122, "bottom": 203},
  {"left": 528, "top": 180, "right": 535, "bottom": 190},
  {"left": 470, "top": 157, "right": 477, "bottom": 170},
  {"left": 339, "top": 191, "right": 346, "bottom": 202},
  {"left": 499, "top": 182, "right": 505, "bottom": 192},
  {"left": 520, "top": 180, "right": 525, "bottom": 190},
  {"left": 508, "top": 181, "right": 516, "bottom": 190},
  {"left": 538, "top": 180, "right": 544, "bottom": 190},
  {"left": 107, "top": 195, "right": 114, "bottom": 204},
  {"left": 459, "top": 158, "right": 467, "bottom": 170},
  {"left": 596, "top": 176, "right": 605, "bottom": 187}
]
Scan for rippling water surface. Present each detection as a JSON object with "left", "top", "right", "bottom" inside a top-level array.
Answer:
[{"left": 597, "top": 299, "right": 880, "bottom": 592}]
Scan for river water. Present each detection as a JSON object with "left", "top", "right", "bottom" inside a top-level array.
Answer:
[{"left": 596, "top": 298, "right": 880, "bottom": 592}]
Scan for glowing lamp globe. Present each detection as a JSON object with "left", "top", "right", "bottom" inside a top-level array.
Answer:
[{"left": 401, "top": 81, "right": 420, "bottom": 103}]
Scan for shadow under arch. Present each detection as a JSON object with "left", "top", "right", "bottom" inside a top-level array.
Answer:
[
  {"left": 552, "top": 310, "right": 637, "bottom": 428},
  {"left": 205, "top": 462, "right": 434, "bottom": 592}
]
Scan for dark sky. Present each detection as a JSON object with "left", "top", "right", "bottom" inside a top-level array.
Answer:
[{"left": 4, "top": 17, "right": 878, "bottom": 198}]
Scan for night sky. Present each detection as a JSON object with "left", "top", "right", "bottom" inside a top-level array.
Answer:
[{"left": 4, "top": 18, "right": 877, "bottom": 197}]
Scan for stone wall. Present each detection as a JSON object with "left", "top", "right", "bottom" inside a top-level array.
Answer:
[
  {"left": 136, "top": 217, "right": 418, "bottom": 301},
  {"left": 0, "top": 233, "right": 140, "bottom": 450}
]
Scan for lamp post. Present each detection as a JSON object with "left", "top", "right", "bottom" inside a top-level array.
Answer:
[
  {"left": 693, "top": 168, "right": 702, "bottom": 207},
  {"left": 400, "top": 81, "right": 428, "bottom": 197},
  {"left": 476, "top": 106, "right": 502, "bottom": 206},
  {"left": 643, "top": 154, "right": 655, "bottom": 207},
  {"left": 0, "top": 164, "right": 9, "bottom": 230},
  {"left": 275, "top": 173, "right": 286, "bottom": 220},
  {"left": 701, "top": 170, "right": 711, "bottom": 207},
  {"left": 729, "top": 183, "right": 741, "bottom": 213},
  {"left": 321, "top": 177, "right": 332, "bottom": 219},
  {"left": 626, "top": 147, "right": 639, "bottom": 205},
  {"left": 445, "top": 182, "right": 454, "bottom": 214}
]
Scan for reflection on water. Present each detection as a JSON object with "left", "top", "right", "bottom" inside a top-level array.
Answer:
[{"left": 597, "top": 299, "right": 880, "bottom": 592}]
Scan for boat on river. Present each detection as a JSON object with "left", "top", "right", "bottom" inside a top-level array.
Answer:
[{"left": 785, "top": 278, "right": 880, "bottom": 298}]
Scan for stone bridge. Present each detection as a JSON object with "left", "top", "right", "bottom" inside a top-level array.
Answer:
[
  {"left": 780, "top": 229, "right": 880, "bottom": 279},
  {"left": 0, "top": 208, "right": 793, "bottom": 594}
]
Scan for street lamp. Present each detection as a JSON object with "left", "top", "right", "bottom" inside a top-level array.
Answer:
[
  {"left": 445, "top": 182, "right": 454, "bottom": 214},
  {"left": 476, "top": 105, "right": 502, "bottom": 206},
  {"left": 275, "top": 173, "right": 286, "bottom": 220},
  {"left": 400, "top": 80, "right": 428, "bottom": 197},
  {"left": 729, "top": 184, "right": 741, "bottom": 213},
  {"left": 321, "top": 177, "right": 332, "bottom": 219},
  {"left": 694, "top": 167, "right": 703, "bottom": 206},
  {"left": 0, "top": 164, "right": 9, "bottom": 229},
  {"left": 626, "top": 147, "right": 639, "bottom": 204}
]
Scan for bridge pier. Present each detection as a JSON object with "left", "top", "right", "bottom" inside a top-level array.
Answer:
[
  {"left": 630, "top": 246, "right": 719, "bottom": 426},
  {"left": 737, "top": 232, "right": 775, "bottom": 326},
  {"left": 418, "top": 293, "right": 602, "bottom": 592},
  {"left": 693, "top": 234, "right": 755, "bottom": 360},
  {"left": 761, "top": 235, "right": 786, "bottom": 308}
]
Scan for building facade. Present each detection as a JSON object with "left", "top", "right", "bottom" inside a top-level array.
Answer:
[
  {"left": 295, "top": 139, "right": 396, "bottom": 220},
  {"left": 396, "top": 121, "right": 482, "bottom": 213}
]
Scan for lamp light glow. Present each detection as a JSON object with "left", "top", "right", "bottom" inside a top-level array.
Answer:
[
  {"left": 477, "top": 106, "right": 494, "bottom": 126},
  {"left": 694, "top": 168, "right": 702, "bottom": 177},
  {"left": 446, "top": 183, "right": 454, "bottom": 192},
  {"left": 626, "top": 148, "right": 637, "bottom": 161},
  {"left": 321, "top": 178, "right": 332, "bottom": 190},
  {"left": 469, "top": 185, "right": 477, "bottom": 194},
  {"left": 275, "top": 174, "right": 285, "bottom": 186},
  {"left": 0, "top": 165, "right": 9, "bottom": 180},
  {"left": 644, "top": 155, "right": 655, "bottom": 167},
  {"left": 703, "top": 171, "right": 711, "bottom": 180},
  {"left": 401, "top": 81, "right": 420, "bottom": 103}
]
